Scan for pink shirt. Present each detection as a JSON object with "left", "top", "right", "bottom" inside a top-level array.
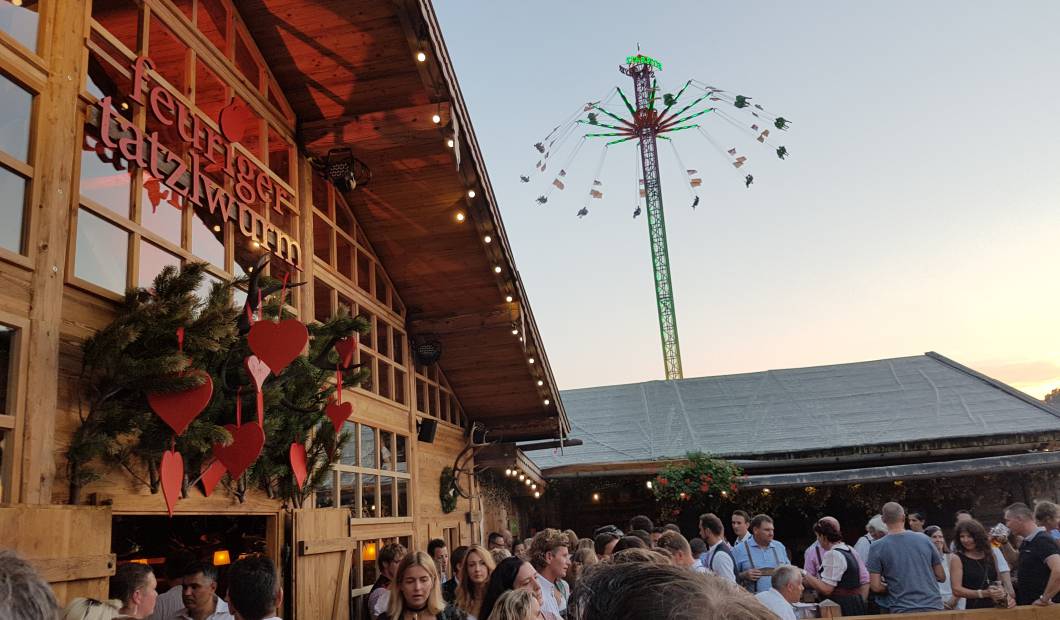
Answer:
[{"left": 803, "top": 541, "right": 870, "bottom": 584}]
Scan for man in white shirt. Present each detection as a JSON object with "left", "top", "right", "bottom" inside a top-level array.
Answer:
[
  {"left": 173, "top": 563, "right": 233, "bottom": 620},
  {"left": 530, "top": 529, "right": 571, "bottom": 617},
  {"left": 754, "top": 565, "right": 802, "bottom": 620},
  {"left": 226, "top": 555, "right": 283, "bottom": 620},
  {"left": 698, "top": 513, "right": 736, "bottom": 583},
  {"left": 656, "top": 531, "right": 696, "bottom": 568},
  {"left": 732, "top": 510, "right": 752, "bottom": 546}
]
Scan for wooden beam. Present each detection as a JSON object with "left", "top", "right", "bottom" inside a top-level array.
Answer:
[
  {"left": 21, "top": 0, "right": 87, "bottom": 504},
  {"left": 30, "top": 554, "right": 117, "bottom": 583},
  {"left": 298, "top": 537, "right": 355, "bottom": 556},
  {"left": 408, "top": 304, "right": 519, "bottom": 336}
]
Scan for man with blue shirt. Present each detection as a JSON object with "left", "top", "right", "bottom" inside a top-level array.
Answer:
[
  {"left": 866, "top": 502, "right": 945, "bottom": 614},
  {"left": 732, "top": 513, "right": 790, "bottom": 593}
]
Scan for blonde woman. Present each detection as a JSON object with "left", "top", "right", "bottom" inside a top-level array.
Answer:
[
  {"left": 487, "top": 589, "right": 540, "bottom": 620},
  {"left": 60, "top": 598, "right": 124, "bottom": 620},
  {"left": 380, "top": 551, "right": 464, "bottom": 620},
  {"left": 456, "top": 544, "right": 496, "bottom": 620}
]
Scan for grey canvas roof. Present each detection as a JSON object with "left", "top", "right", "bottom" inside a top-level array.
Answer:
[{"left": 530, "top": 352, "right": 1060, "bottom": 470}]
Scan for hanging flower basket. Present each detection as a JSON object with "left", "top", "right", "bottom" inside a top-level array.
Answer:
[{"left": 652, "top": 452, "right": 742, "bottom": 516}]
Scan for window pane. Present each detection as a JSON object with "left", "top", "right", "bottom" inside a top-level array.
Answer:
[
  {"left": 374, "top": 266, "right": 387, "bottom": 304},
  {"left": 234, "top": 33, "right": 260, "bottom": 90},
  {"left": 81, "top": 135, "right": 132, "bottom": 217},
  {"left": 362, "top": 474, "right": 377, "bottom": 518},
  {"left": 0, "top": 326, "right": 13, "bottom": 415},
  {"left": 395, "top": 436, "right": 407, "bottom": 473},
  {"left": 92, "top": 0, "right": 140, "bottom": 54},
  {"left": 335, "top": 197, "right": 354, "bottom": 233},
  {"left": 137, "top": 239, "right": 179, "bottom": 289},
  {"left": 267, "top": 127, "right": 290, "bottom": 184},
  {"left": 313, "top": 277, "right": 332, "bottom": 323},
  {"left": 196, "top": 0, "right": 226, "bottom": 55},
  {"left": 363, "top": 541, "right": 378, "bottom": 582},
  {"left": 392, "top": 331, "right": 404, "bottom": 365},
  {"left": 393, "top": 369, "right": 406, "bottom": 405},
  {"left": 0, "top": 165, "right": 26, "bottom": 253},
  {"left": 75, "top": 208, "right": 128, "bottom": 293},
  {"left": 376, "top": 323, "right": 390, "bottom": 359},
  {"left": 360, "top": 425, "right": 375, "bottom": 469},
  {"left": 0, "top": 0, "right": 39, "bottom": 52},
  {"left": 141, "top": 174, "right": 183, "bottom": 246},
  {"left": 378, "top": 361, "right": 391, "bottom": 401},
  {"left": 147, "top": 15, "right": 188, "bottom": 94},
  {"left": 380, "top": 477, "right": 394, "bottom": 518},
  {"left": 0, "top": 428, "right": 6, "bottom": 502},
  {"left": 194, "top": 272, "right": 223, "bottom": 305},
  {"left": 397, "top": 479, "right": 408, "bottom": 517},
  {"left": 340, "top": 421, "right": 356, "bottom": 465},
  {"left": 195, "top": 58, "right": 226, "bottom": 125},
  {"left": 356, "top": 250, "right": 371, "bottom": 295},
  {"left": 314, "top": 471, "right": 333, "bottom": 508},
  {"left": 0, "top": 72, "right": 32, "bottom": 162},
  {"left": 379, "top": 431, "right": 392, "bottom": 471},
  {"left": 336, "top": 236, "right": 353, "bottom": 280},
  {"left": 339, "top": 471, "right": 356, "bottom": 508},
  {"left": 191, "top": 214, "right": 225, "bottom": 269}
]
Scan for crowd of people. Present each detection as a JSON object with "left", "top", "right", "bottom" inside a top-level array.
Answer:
[{"left": 3, "top": 499, "right": 1060, "bottom": 619}]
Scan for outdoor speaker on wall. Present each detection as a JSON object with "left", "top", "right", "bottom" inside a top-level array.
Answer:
[{"left": 418, "top": 418, "right": 438, "bottom": 443}]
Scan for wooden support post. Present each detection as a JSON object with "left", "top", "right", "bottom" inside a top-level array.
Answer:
[{"left": 21, "top": 0, "right": 89, "bottom": 504}]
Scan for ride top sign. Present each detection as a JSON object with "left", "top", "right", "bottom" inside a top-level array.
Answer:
[
  {"left": 626, "top": 54, "right": 662, "bottom": 71},
  {"left": 92, "top": 56, "right": 302, "bottom": 269}
]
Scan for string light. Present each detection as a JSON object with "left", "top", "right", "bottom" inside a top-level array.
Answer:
[
  {"left": 455, "top": 212, "right": 466, "bottom": 222},
  {"left": 467, "top": 189, "right": 476, "bottom": 198},
  {"left": 511, "top": 329, "right": 519, "bottom": 335},
  {"left": 528, "top": 357, "right": 535, "bottom": 364},
  {"left": 524, "top": 478, "right": 532, "bottom": 486},
  {"left": 543, "top": 398, "right": 550, "bottom": 405},
  {"left": 531, "top": 483, "right": 537, "bottom": 490},
  {"left": 505, "top": 295, "right": 513, "bottom": 303},
  {"left": 484, "top": 235, "right": 492, "bottom": 243},
  {"left": 494, "top": 265, "right": 502, "bottom": 273},
  {"left": 720, "top": 490, "right": 728, "bottom": 497},
  {"left": 592, "top": 493, "right": 600, "bottom": 502},
  {"left": 518, "top": 474, "right": 525, "bottom": 481},
  {"left": 212, "top": 225, "right": 222, "bottom": 232},
  {"left": 534, "top": 491, "right": 541, "bottom": 498},
  {"left": 416, "top": 51, "right": 427, "bottom": 62},
  {"left": 252, "top": 241, "right": 261, "bottom": 248},
  {"left": 431, "top": 114, "right": 441, "bottom": 124},
  {"left": 537, "top": 380, "right": 544, "bottom": 386},
  {"left": 505, "top": 468, "right": 512, "bottom": 476},
  {"left": 761, "top": 488, "right": 771, "bottom": 496},
  {"left": 447, "top": 138, "right": 455, "bottom": 148},
  {"left": 646, "top": 480, "right": 653, "bottom": 489}
]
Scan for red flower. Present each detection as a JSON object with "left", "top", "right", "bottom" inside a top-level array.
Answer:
[
  {"left": 658, "top": 478, "right": 668, "bottom": 487},
  {"left": 700, "top": 483, "right": 710, "bottom": 492},
  {"left": 730, "top": 483, "right": 738, "bottom": 491}
]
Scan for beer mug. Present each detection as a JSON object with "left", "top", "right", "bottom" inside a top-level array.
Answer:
[{"left": 989, "top": 523, "right": 1010, "bottom": 548}]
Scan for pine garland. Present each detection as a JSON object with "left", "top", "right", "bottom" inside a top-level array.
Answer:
[{"left": 68, "top": 262, "right": 369, "bottom": 508}]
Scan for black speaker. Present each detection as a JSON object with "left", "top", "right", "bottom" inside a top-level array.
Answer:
[{"left": 417, "top": 418, "right": 438, "bottom": 443}]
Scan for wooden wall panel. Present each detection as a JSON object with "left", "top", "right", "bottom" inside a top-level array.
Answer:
[
  {"left": 0, "top": 505, "right": 114, "bottom": 607},
  {"left": 415, "top": 424, "right": 476, "bottom": 549}
]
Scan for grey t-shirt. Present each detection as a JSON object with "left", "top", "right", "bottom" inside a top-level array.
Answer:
[{"left": 865, "top": 531, "right": 943, "bottom": 613}]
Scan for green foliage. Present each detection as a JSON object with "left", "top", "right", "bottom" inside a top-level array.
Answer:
[
  {"left": 652, "top": 452, "right": 743, "bottom": 519},
  {"left": 68, "top": 263, "right": 370, "bottom": 508},
  {"left": 440, "top": 467, "right": 458, "bottom": 514},
  {"left": 1045, "top": 388, "right": 1060, "bottom": 406}
]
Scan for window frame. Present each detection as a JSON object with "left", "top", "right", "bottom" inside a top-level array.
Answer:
[
  {"left": 0, "top": 310, "right": 30, "bottom": 504},
  {"left": 318, "top": 420, "right": 412, "bottom": 523}
]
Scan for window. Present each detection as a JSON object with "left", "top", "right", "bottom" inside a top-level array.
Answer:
[
  {"left": 0, "top": 71, "right": 33, "bottom": 255},
  {"left": 75, "top": 208, "right": 129, "bottom": 293},
  {"left": 0, "top": 322, "right": 24, "bottom": 503},
  {"left": 352, "top": 535, "right": 412, "bottom": 620},
  {"left": 415, "top": 363, "right": 467, "bottom": 428},
  {"left": 318, "top": 422, "right": 411, "bottom": 519},
  {"left": 0, "top": 0, "right": 40, "bottom": 53}
]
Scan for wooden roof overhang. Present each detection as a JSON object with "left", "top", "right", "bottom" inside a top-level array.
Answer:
[{"left": 238, "top": 0, "right": 568, "bottom": 441}]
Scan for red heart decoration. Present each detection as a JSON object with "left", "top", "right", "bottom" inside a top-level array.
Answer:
[
  {"left": 244, "top": 355, "right": 270, "bottom": 391},
  {"left": 147, "top": 371, "right": 214, "bottom": 436},
  {"left": 325, "top": 400, "right": 352, "bottom": 434},
  {"left": 199, "top": 460, "right": 227, "bottom": 497},
  {"left": 218, "top": 98, "right": 254, "bottom": 143},
  {"left": 212, "top": 423, "right": 265, "bottom": 480},
  {"left": 289, "top": 443, "right": 308, "bottom": 491},
  {"left": 247, "top": 319, "right": 309, "bottom": 375},
  {"left": 335, "top": 337, "right": 358, "bottom": 368},
  {"left": 160, "top": 449, "right": 183, "bottom": 516}
]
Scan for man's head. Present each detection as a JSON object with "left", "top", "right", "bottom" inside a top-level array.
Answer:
[
  {"left": 698, "top": 513, "right": 725, "bottom": 545},
  {"left": 749, "top": 514, "right": 774, "bottom": 546},
  {"left": 955, "top": 509, "right": 973, "bottom": 525},
  {"left": 813, "top": 519, "right": 843, "bottom": 547},
  {"left": 1036, "top": 501, "right": 1060, "bottom": 531},
  {"left": 772, "top": 565, "right": 805, "bottom": 604},
  {"left": 500, "top": 529, "right": 514, "bottom": 548},
  {"left": 227, "top": 555, "right": 282, "bottom": 620},
  {"left": 181, "top": 562, "right": 218, "bottom": 614},
  {"left": 529, "top": 528, "right": 571, "bottom": 580},
  {"left": 731, "top": 510, "right": 750, "bottom": 537},
  {"left": 907, "top": 511, "right": 926, "bottom": 532},
  {"left": 650, "top": 527, "right": 666, "bottom": 547},
  {"left": 488, "top": 531, "right": 508, "bottom": 550},
  {"left": 109, "top": 562, "right": 158, "bottom": 618},
  {"left": 627, "top": 529, "right": 652, "bottom": 547},
  {"left": 427, "top": 539, "right": 449, "bottom": 578},
  {"left": 1005, "top": 502, "right": 1037, "bottom": 537},
  {"left": 662, "top": 523, "right": 681, "bottom": 534},
  {"left": 451, "top": 545, "right": 469, "bottom": 581},
  {"left": 881, "top": 502, "right": 906, "bottom": 529},
  {"left": 594, "top": 532, "right": 620, "bottom": 558},
  {"left": 628, "top": 515, "right": 654, "bottom": 532},
  {"left": 866, "top": 514, "right": 887, "bottom": 540},
  {"left": 655, "top": 531, "right": 695, "bottom": 568},
  {"left": 0, "top": 550, "right": 58, "bottom": 620},
  {"left": 689, "top": 537, "right": 707, "bottom": 558},
  {"left": 378, "top": 543, "right": 408, "bottom": 581}
]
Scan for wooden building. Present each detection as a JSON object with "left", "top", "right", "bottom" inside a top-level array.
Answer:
[{"left": 0, "top": 0, "right": 567, "bottom": 616}]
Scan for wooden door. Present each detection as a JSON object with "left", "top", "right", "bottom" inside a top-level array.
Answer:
[
  {"left": 292, "top": 508, "right": 354, "bottom": 620},
  {"left": 0, "top": 505, "right": 115, "bottom": 607}
]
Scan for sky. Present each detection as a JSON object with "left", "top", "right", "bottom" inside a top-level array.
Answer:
[{"left": 434, "top": 1, "right": 1060, "bottom": 398}]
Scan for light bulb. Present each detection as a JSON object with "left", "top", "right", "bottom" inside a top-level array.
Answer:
[
  {"left": 467, "top": 189, "right": 476, "bottom": 198},
  {"left": 519, "top": 474, "right": 525, "bottom": 481},
  {"left": 543, "top": 398, "right": 550, "bottom": 405},
  {"left": 494, "top": 266, "right": 502, "bottom": 273},
  {"left": 432, "top": 114, "right": 441, "bottom": 124},
  {"left": 537, "top": 380, "right": 544, "bottom": 386},
  {"left": 505, "top": 295, "right": 513, "bottom": 303},
  {"left": 505, "top": 468, "right": 512, "bottom": 476},
  {"left": 528, "top": 357, "right": 535, "bottom": 364},
  {"left": 512, "top": 329, "right": 519, "bottom": 335},
  {"left": 646, "top": 480, "right": 653, "bottom": 489},
  {"left": 484, "top": 235, "right": 492, "bottom": 243},
  {"left": 525, "top": 478, "right": 531, "bottom": 486},
  {"left": 447, "top": 138, "right": 455, "bottom": 148},
  {"left": 252, "top": 241, "right": 261, "bottom": 248},
  {"left": 592, "top": 493, "right": 600, "bottom": 502},
  {"left": 416, "top": 51, "right": 427, "bottom": 62},
  {"left": 531, "top": 483, "right": 537, "bottom": 490},
  {"left": 455, "top": 212, "right": 465, "bottom": 222},
  {"left": 212, "top": 225, "right": 222, "bottom": 232},
  {"left": 534, "top": 491, "right": 541, "bottom": 498}
]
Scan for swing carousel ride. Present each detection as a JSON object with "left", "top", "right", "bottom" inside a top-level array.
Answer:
[{"left": 523, "top": 52, "right": 793, "bottom": 380}]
